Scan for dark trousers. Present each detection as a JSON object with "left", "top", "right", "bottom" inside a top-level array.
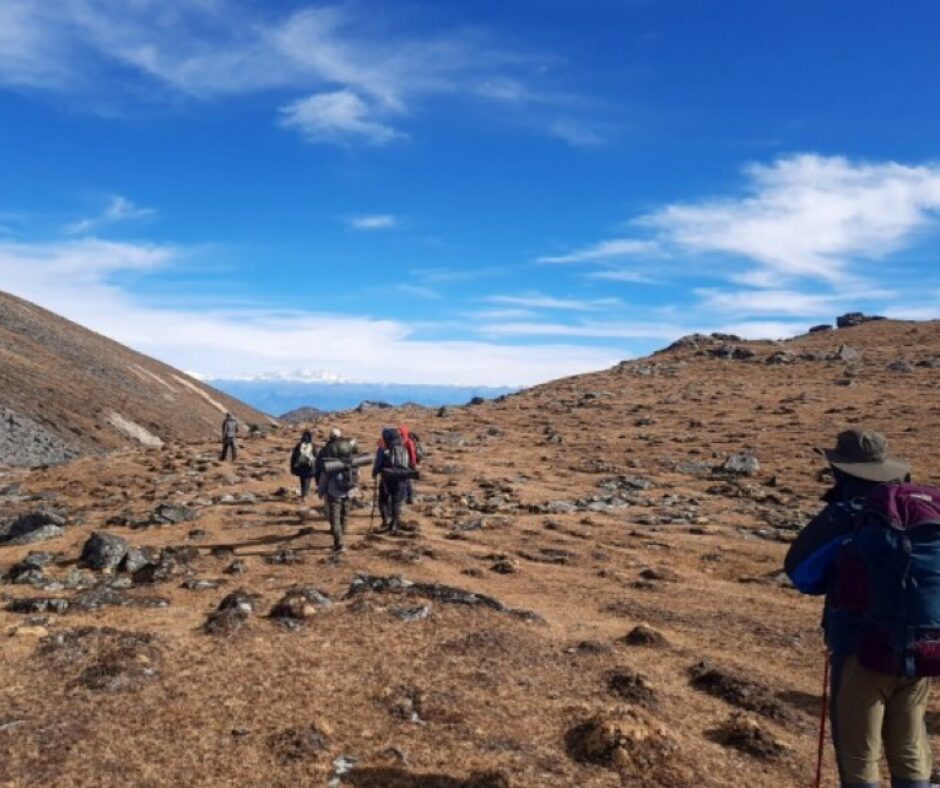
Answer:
[
  {"left": 379, "top": 479, "right": 405, "bottom": 532},
  {"left": 299, "top": 475, "right": 312, "bottom": 498},
  {"left": 327, "top": 496, "right": 348, "bottom": 549},
  {"left": 220, "top": 439, "right": 237, "bottom": 461}
]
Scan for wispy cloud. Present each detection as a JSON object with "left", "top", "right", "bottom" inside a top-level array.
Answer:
[
  {"left": 588, "top": 268, "right": 659, "bottom": 284},
  {"left": 397, "top": 284, "right": 440, "bottom": 300},
  {"left": 477, "top": 320, "right": 684, "bottom": 340},
  {"left": 548, "top": 119, "right": 603, "bottom": 148},
  {"left": 279, "top": 90, "right": 402, "bottom": 145},
  {"left": 347, "top": 213, "right": 398, "bottom": 231},
  {"left": 484, "top": 293, "right": 620, "bottom": 311},
  {"left": 538, "top": 238, "right": 659, "bottom": 264},
  {"left": 0, "top": 1, "right": 589, "bottom": 147},
  {"left": 641, "top": 154, "right": 940, "bottom": 284},
  {"left": 65, "top": 195, "right": 156, "bottom": 235},
  {"left": 0, "top": 236, "right": 621, "bottom": 386}
]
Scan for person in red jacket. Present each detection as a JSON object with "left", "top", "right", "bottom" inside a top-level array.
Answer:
[{"left": 398, "top": 425, "right": 421, "bottom": 504}]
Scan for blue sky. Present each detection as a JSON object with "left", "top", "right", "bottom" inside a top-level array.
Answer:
[{"left": 1, "top": 0, "right": 939, "bottom": 385}]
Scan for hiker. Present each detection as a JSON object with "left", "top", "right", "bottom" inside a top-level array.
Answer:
[
  {"left": 315, "top": 428, "right": 360, "bottom": 552},
  {"left": 373, "top": 427, "right": 415, "bottom": 534},
  {"left": 220, "top": 412, "right": 238, "bottom": 461},
  {"left": 785, "top": 428, "right": 939, "bottom": 788},
  {"left": 399, "top": 425, "right": 422, "bottom": 504},
  {"left": 289, "top": 430, "right": 318, "bottom": 500}
]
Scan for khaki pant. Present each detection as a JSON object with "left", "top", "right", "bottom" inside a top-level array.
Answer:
[{"left": 831, "top": 653, "right": 932, "bottom": 787}]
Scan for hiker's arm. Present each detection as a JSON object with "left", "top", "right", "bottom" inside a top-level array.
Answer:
[
  {"left": 372, "top": 449, "right": 383, "bottom": 478},
  {"left": 784, "top": 505, "right": 852, "bottom": 595}
]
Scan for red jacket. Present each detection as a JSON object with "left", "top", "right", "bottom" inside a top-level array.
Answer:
[{"left": 399, "top": 426, "right": 418, "bottom": 468}]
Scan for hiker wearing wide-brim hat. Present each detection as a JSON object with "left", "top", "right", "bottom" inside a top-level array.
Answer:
[
  {"left": 821, "top": 428, "right": 911, "bottom": 483},
  {"left": 786, "top": 429, "right": 937, "bottom": 787}
]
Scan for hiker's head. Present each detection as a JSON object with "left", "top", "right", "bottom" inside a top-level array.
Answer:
[
  {"left": 330, "top": 427, "right": 342, "bottom": 441},
  {"left": 301, "top": 430, "right": 312, "bottom": 442},
  {"left": 823, "top": 428, "right": 910, "bottom": 484}
]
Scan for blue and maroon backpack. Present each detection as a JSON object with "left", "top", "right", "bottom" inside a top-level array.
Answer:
[{"left": 829, "top": 483, "right": 940, "bottom": 677}]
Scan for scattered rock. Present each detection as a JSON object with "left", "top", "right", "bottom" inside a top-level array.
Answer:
[
  {"left": 269, "top": 587, "right": 332, "bottom": 623},
  {"left": 831, "top": 344, "right": 861, "bottom": 363},
  {"left": 836, "top": 311, "right": 884, "bottom": 329},
  {"left": 80, "top": 532, "right": 129, "bottom": 571},
  {"left": 204, "top": 588, "right": 257, "bottom": 635},
  {"left": 719, "top": 452, "right": 760, "bottom": 477},
  {"left": 621, "top": 625, "right": 668, "bottom": 648},
  {"left": 712, "top": 711, "right": 789, "bottom": 759},
  {"left": 390, "top": 604, "right": 432, "bottom": 623},
  {"left": 0, "top": 509, "right": 67, "bottom": 545},
  {"left": 607, "top": 668, "right": 658, "bottom": 708},
  {"left": 267, "top": 724, "right": 331, "bottom": 763},
  {"left": 149, "top": 503, "right": 198, "bottom": 526},
  {"left": 887, "top": 359, "right": 914, "bottom": 374},
  {"left": 689, "top": 661, "right": 794, "bottom": 723},
  {"left": 345, "top": 574, "right": 543, "bottom": 623},
  {"left": 565, "top": 711, "right": 680, "bottom": 783},
  {"left": 35, "top": 626, "right": 161, "bottom": 693}
]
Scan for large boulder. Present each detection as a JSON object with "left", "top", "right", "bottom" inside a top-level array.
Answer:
[
  {"left": 0, "top": 509, "right": 67, "bottom": 545},
  {"left": 80, "top": 532, "right": 130, "bottom": 571},
  {"left": 836, "top": 312, "right": 885, "bottom": 329}
]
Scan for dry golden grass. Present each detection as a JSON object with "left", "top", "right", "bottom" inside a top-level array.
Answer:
[{"left": 1, "top": 319, "right": 939, "bottom": 786}]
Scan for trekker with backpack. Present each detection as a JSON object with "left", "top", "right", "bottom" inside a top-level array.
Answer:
[
  {"left": 315, "top": 428, "right": 364, "bottom": 553},
  {"left": 220, "top": 412, "right": 238, "bottom": 461},
  {"left": 785, "top": 428, "right": 938, "bottom": 788},
  {"left": 373, "top": 427, "right": 416, "bottom": 535},
  {"left": 289, "top": 430, "right": 318, "bottom": 500},
  {"left": 398, "top": 425, "right": 423, "bottom": 504}
]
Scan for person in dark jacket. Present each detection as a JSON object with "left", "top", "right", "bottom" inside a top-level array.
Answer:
[
  {"left": 785, "top": 429, "right": 928, "bottom": 788},
  {"left": 220, "top": 413, "right": 238, "bottom": 461},
  {"left": 289, "top": 430, "right": 318, "bottom": 500},
  {"left": 372, "top": 427, "right": 412, "bottom": 535},
  {"left": 315, "top": 428, "right": 357, "bottom": 552}
]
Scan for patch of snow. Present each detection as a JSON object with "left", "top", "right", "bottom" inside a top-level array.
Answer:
[
  {"left": 170, "top": 375, "right": 228, "bottom": 414},
  {"left": 106, "top": 412, "right": 163, "bottom": 448}
]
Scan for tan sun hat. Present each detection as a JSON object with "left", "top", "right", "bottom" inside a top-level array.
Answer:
[{"left": 823, "top": 428, "right": 910, "bottom": 483}]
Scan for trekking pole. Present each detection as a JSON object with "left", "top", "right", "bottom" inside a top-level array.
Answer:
[{"left": 815, "top": 650, "right": 830, "bottom": 788}]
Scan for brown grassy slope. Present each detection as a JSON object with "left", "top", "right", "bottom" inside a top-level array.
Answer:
[
  {"left": 0, "top": 290, "right": 272, "bottom": 465},
  {"left": 0, "top": 319, "right": 938, "bottom": 787}
]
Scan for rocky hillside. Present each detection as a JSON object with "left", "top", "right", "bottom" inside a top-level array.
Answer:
[
  {"left": 0, "top": 290, "right": 273, "bottom": 467},
  {"left": 0, "top": 317, "right": 938, "bottom": 787}
]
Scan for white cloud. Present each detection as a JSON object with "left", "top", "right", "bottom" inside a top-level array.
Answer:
[
  {"left": 694, "top": 288, "right": 860, "bottom": 317},
  {"left": 588, "top": 268, "right": 659, "bottom": 284},
  {"left": 279, "top": 90, "right": 401, "bottom": 145},
  {"left": 477, "top": 320, "right": 685, "bottom": 340},
  {"left": 0, "top": 1, "right": 583, "bottom": 146},
  {"left": 548, "top": 119, "right": 603, "bottom": 148},
  {"left": 65, "top": 195, "right": 157, "bottom": 235},
  {"left": 538, "top": 238, "right": 659, "bottom": 264},
  {"left": 348, "top": 213, "right": 398, "bottom": 231},
  {"left": 397, "top": 284, "right": 440, "bottom": 300},
  {"left": 484, "top": 293, "right": 620, "bottom": 311},
  {"left": 642, "top": 154, "right": 940, "bottom": 283},
  {"left": 0, "top": 237, "right": 622, "bottom": 386}
]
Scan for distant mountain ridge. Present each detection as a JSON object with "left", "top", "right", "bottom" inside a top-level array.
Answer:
[
  {"left": 208, "top": 379, "right": 518, "bottom": 417},
  {"left": 0, "top": 290, "right": 272, "bottom": 467}
]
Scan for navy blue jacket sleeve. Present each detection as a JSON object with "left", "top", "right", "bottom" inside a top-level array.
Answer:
[{"left": 784, "top": 503, "right": 856, "bottom": 595}]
